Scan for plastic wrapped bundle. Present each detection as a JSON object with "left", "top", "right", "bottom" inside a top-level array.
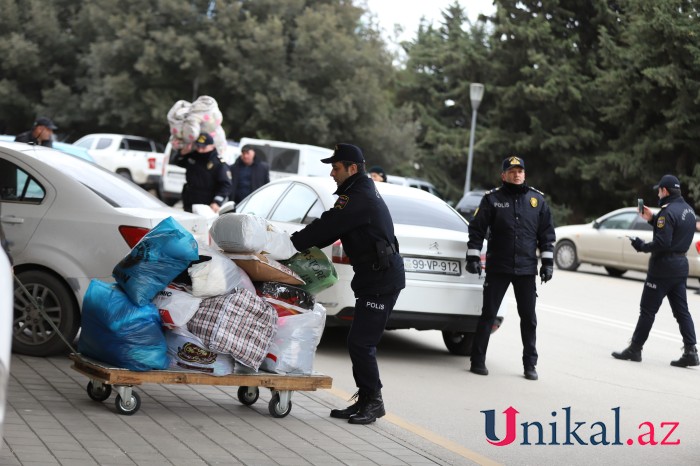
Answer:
[
  {"left": 78, "top": 280, "right": 168, "bottom": 371},
  {"left": 255, "top": 281, "right": 315, "bottom": 317}
]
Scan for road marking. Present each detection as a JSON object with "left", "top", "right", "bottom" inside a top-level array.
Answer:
[
  {"left": 328, "top": 387, "right": 502, "bottom": 466},
  {"left": 537, "top": 302, "right": 682, "bottom": 342}
]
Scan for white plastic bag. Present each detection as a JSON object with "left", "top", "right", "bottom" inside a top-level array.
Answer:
[
  {"left": 192, "top": 204, "right": 218, "bottom": 229},
  {"left": 210, "top": 213, "right": 268, "bottom": 253},
  {"left": 153, "top": 284, "right": 202, "bottom": 329},
  {"left": 262, "top": 222, "right": 299, "bottom": 260},
  {"left": 188, "top": 247, "right": 255, "bottom": 297},
  {"left": 166, "top": 327, "right": 235, "bottom": 376},
  {"left": 261, "top": 303, "right": 326, "bottom": 375}
]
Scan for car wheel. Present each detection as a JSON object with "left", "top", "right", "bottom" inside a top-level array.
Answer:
[
  {"left": 116, "top": 169, "right": 133, "bottom": 182},
  {"left": 12, "top": 270, "right": 80, "bottom": 356},
  {"left": 604, "top": 267, "right": 626, "bottom": 277},
  {"left": 442, "top": 331, "right": 474, "bottom": 356},
  {"left": 554, "top": 240, "right": 580, "bottom": 271}
]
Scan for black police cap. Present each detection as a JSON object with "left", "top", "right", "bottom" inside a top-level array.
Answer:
[
  {"left": 653, "top": 174, "right": 681, "bottom": 190},
  {"left": 321, "top": 143, "right": 365, "bottom": 164}
]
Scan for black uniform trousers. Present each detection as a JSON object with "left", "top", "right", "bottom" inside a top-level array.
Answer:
[
  {"left": 347, "top": 292, "right": 400, "bottom": 393},
  {"left": 471, "top": 273, "right": 538, "bottom": 367},
  {"left": 632, "top": 275, "right": 697, "bottom": 346}
]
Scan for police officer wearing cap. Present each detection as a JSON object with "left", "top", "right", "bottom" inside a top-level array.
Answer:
[
  {"left": 173, "top": 132, "right": 232, "bottom": 213},
  {"left": 15, "top": 116, "right": 58, "bottom": 148},
  {"left": 290, "top": 143, "right": 405, "bottom": 424},
  {"left": 613, "top": 174, "right": 699, "bottom": 367},
  {"left": 465, "top": 156, "right": 556, "bottom": 380}
]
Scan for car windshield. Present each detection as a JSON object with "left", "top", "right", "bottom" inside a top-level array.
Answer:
[
  {"left": 32, "top": 149, "right": 164, "bottom": 208},
  {"left": 383, "top": 194, "right": 468, "bottom": 233}
]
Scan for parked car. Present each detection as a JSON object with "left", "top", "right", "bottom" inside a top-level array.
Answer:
[
  {"left": 0, "top": 141, "right": 208, "bottom": 356},
  {"left": 455, "top": 190, "right": 486, "bottom": 220},
  {"left": 386, "top": 174, "right": 443, "bottom": 199},
  {"left": 234, "top": 176, "right": 506, "bottom": 355},
  {"left": 554, "top": 207, "right": 700, "bottom": 278},
  {"left": 0, "top": 135, "right": 94, "bottom": 163},
  {"left": 73, "top": 133, "right": 165, "bottom": 191}
]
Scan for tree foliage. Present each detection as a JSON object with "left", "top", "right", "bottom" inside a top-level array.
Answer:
[{"left": 1, "top": 0, "right": 698, "bottom": 219}]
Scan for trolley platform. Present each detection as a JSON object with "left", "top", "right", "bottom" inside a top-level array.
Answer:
[{"left": 69, "top": 353, "right": 332, "bottom": 418}]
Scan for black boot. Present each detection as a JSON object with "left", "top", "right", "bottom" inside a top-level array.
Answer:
[
  {"left": 524, "top": 365, "right": 538, "bottom": 380},
  {"left": 348, "top": 390, "right": 385, "bottom": 425},
  {"left": 469, "top": 362, "right": 488, "bottom": 376},
  {"left": 612, "top": 342, "right": 642, "bottom": 362},
  {"left": 671, "top": 345, "right": 700, "bottom": 367},
  {"left": 330, "top": 390, "right": 364, "bottom": 419}
]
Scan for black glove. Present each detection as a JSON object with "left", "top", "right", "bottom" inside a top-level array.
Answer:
[
  {"left": 466, "top": 256, "right": 481, "bottom": 276},
  {"left": 630, "top": 236, "right": 644, "bottom": 252},
  {"left": 539, "top": 259, "right": 553, "bottom": 284}
]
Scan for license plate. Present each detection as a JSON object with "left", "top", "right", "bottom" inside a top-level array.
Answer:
[{"left": 403, "top": 257, "right": 461, "bottom": 276}]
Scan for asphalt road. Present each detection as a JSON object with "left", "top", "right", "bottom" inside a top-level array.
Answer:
[{"left": 313, "top": 265, "right": 700, "bottom": 465}]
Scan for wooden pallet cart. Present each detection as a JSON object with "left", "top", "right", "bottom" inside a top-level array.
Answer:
[{"left": 70, "top": 353, "right": 332, "bottom": 418}]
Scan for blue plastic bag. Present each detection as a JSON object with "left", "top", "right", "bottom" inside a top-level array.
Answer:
[
  {"left": 78, "top": 280, "right": 169, "bottom": 371},
  {"left": 113, "top": 216, "right": 199, "bottom": 306}
]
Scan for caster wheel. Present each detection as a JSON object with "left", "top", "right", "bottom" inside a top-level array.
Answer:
[
  {"left": 268, "top": 393, "right": 292, "bottom": 418},
  {"left": 114, "top": 391, "right": 141, "bottom": 415},
  {"left": 237, "top": 386, "right": 259, "bottom": 406},
  {"left": 87, "top": 381, "right": 112, "bottom": 402}
]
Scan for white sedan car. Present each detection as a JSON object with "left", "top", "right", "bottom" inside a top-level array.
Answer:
[
  {"left": 234, "top": 176, "right": 506, "bottom": 355},
  {"left": 555, "top": 207, "right": 700, "bottom": 278},
  {"left": 0, "top": 141, "right": 208, "bottom": 356}
]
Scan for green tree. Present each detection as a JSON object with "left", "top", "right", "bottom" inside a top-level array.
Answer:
[{"left": 594, "top": 0, "right": 700, "bottom": 210}]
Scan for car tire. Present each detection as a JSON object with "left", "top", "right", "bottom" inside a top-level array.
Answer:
[
  {"left": 604, "top": 267, "right": 626, "bottom": 277},
  {"left": 442, "top": 331, "right": 475, "bottom": 356},
  {"left": 116, "top": 169, "right": 133, "bottom": 182},
  {"left": 554, "top": 240, "right": 580, "bottom": 271},
  {"left": 12, "top": 270, "right": 80, "bottom": 357}
]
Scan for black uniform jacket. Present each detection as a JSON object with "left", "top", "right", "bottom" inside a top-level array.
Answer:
[
  {"left": 15, "top": 131, "right": 52, "bottom": 148},
  {"left": 467, "top": 183, "right": 556, "bottom": 275},
  {"left": 291, "top": 173, "right": 405, "bottom": 296},
  {"left": 175, "top": 149, "right": 232, "bottom": 207},
  {"left": 229, "top": 157, "right": 270, "bottom": 202},
  {"left": 639, "top": 194, "right": 696, "bottom": 278}
]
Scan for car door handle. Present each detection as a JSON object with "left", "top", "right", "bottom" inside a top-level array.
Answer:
[{"left": 1, "top": 216, "right": 24, "bottom": 224}]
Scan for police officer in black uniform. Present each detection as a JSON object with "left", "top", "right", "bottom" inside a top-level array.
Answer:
[
  {"left": 613, "top": 174, "right": 699, "bottom": 367},
  {"left": 466, "top": 156, "right": 556, "bottom": 380},
  {"left": 174, "top": 132, "right": 232, "bottom": 213},
  {"left": 290, "top": 143, "right": 405, "bottom": 424},
  {"left": 15, "top": 116, "right": 58, "bottom": 148}
]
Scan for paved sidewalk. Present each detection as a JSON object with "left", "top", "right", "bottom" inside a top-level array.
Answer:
[{"left": 1, "top": 354, "right": 470, "bottom": 466}]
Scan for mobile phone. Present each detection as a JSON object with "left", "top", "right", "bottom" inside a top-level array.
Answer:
[{"left": 637, "top": 198, "right": 644, "bottom": 214}]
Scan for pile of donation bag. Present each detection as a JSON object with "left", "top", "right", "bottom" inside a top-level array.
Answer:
[{"left": 78, "top": 214, "right": 338, "bottom": 376}]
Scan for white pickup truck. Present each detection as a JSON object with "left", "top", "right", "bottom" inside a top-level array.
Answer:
[{"left": 73, "top": 133, "right": 165, "bottom": 191}]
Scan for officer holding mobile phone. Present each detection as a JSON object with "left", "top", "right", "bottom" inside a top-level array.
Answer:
[{"left": 613, "top": 174, "right": 699, "bottom": 367}]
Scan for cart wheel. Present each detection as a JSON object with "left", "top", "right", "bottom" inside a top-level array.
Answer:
[
  {"left": 237, "top": 386, "right": 259, "bottom": 406},
  {"left": 268, "top": 393, "right": 292, "bottom": 418},
  {"left": 114, "top": 391, "right": 141, "bottom": 415},
  {"left": 86, "top": 381, "right": 112, "bottom": 402}
]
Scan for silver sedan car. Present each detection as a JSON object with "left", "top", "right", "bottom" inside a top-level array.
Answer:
[
  {"left": 234, "top": 175, "right": 507, "bottom": 355},
  {"left": 554, "top": 207, "right": 700, "bottom": 278}
]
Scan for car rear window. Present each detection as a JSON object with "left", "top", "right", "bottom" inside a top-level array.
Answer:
[
  {"left": 36, "top": 151, "right": 164, "bottom": 208},
  {"left": 382, "top": 194, "right": 468, "bottom": 233}
]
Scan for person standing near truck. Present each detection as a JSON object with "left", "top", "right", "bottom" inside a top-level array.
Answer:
[
  {"left": 174, "top": 132, "right": 232, "bottom": 213},
  {"left": 229, "top": 145, "right": 270, "bottom": 203}
]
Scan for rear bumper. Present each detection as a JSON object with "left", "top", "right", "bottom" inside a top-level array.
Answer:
[{"left": 327, "top": 308, "right": 503, "bottom": 333}]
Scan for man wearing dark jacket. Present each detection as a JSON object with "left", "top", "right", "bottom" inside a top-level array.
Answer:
[
  {"left": 15, "top": 117, "right": 58, "bottom": 148},
  {"left": 174, "top": 133, "right": 232, "bottom": 213},
  {"left": 229, "top": 145, "right": 270, "bottom": 203},
  {"left": 613, "top": 174, "right": 699, "bottom": 367},
  {"left": 466, "top": 156, "right": 556, "bottom": 380},
  {"left": 290, "top": 143, "right": 405, "bottom": 425}
]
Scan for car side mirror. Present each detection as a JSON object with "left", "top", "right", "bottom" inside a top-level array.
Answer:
[{"left": 219, "top": 200, "right": 236, "bottom": 215}]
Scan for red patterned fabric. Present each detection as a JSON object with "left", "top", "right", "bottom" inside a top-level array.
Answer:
[{"left": 187, "top": 289, "right": 277, "bottom": 369}]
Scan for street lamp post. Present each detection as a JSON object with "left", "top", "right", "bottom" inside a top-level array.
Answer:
[{"left": 464, "top": 83, "right": 484, "bottom": 194}]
